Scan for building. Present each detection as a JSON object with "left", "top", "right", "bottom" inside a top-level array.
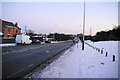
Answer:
[{"left": 0, "top": 19, "right": 21, "bottom": 38}]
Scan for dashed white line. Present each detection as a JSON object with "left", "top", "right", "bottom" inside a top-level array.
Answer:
[{"left": 46, "top": 51, "right": 50, "bottom": 53}]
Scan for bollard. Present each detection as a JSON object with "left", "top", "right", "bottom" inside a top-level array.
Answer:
[
  {"left": 98, "top": 48, "right": 99, "bottom": 52},
  {"left": 98, "top": 49, "right": 100, "bottom": 52},
  {"left": 113, "top": 55, "right": 115, "bottom": 62},
  {"left": 101, "top": 49, "right": 103, "bottom": 54},
  {"left": 96, "top": 48, "right": 98, "bottom": 51},
  {"left": 95, "top": 47, "right": 96, "bottom": 49},
  {"left": 77, "top": 43, "right": 78, "bottom": 48},
  {"left": 95, "top": 48, "right": 97, "bottom": 51},
  {"left": 106, "top": 52, "right": 108, "bottom": 57}
]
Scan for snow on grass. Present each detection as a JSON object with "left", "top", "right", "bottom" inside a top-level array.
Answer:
[
  {"left": 31, "top": 41, "right": 118, "bottom": 78},
  {"left": 0, "top": 32, "right": 3, "bottom": 35},
  {"left": 51, "top": 41, "right": 60, "bottom": 43},
  {"left": 41, "top": 42, "right": 45, "bottom": 44},
  {"left": 85, "top": 40, "right": 118, "bottom": 62},
  {"left": 0, "top": 43, "right": 16, "bottom": 47},
  {"left": 80, "top": 42, "right": 118, "bottom": 78},
  {"left": 51, "top": 41, "right": 70, "bottom": 43}
]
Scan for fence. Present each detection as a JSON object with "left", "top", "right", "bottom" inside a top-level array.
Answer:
[{"left": 0, "top": 37, "right": 15, "bottom": 44}]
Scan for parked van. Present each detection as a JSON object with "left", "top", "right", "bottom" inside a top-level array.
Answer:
[{"left": 16, "top": 34, "right": 32, "bottom": 45}]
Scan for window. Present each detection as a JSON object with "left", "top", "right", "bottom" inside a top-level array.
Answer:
[
  {"left": 8, "top": 28, "right": 11, "bottom": 32},
  {"left": 7, "top": 35, "right": 10, "bottom": 37}
]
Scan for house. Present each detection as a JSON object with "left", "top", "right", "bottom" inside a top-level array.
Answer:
[{"left": 0, "top": 19, "right": 21, "bottom": 38}]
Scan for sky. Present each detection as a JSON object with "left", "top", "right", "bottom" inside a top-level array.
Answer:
[{"left": 1, "top": 1, "right": 118, "bottom": 35}]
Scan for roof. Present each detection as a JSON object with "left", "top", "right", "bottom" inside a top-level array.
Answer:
[
  {"left": 5, "top": 25, "right": 20, "bottom": 29},
  {"left": 2, "top": 20, "right": 21, "bottom": 29}
]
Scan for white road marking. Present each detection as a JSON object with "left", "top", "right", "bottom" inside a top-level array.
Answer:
[{"left": 46, "top": 51, "right": 50, "bottom": 52}]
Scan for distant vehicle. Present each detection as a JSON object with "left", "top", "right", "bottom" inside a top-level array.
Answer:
[
  {"left": 16, "top": 34, "right": 32, "bottom": 45},
  {"left": 73, "top": 39, "right": 79, "bottom": 43},
  {"left": 45, "top": 38, "right": 54, "bottom": 43},
  {"left": 45, "top": 40, "right": 51, "bottom": 43},
  {"left": 32, "top": 39, "right": 41, "bottom": 44}
]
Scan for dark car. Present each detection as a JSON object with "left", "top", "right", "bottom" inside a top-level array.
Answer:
[
  {"left": 45, "top": 40, "right": 51, "bottom": 43},
  {"left": 32, "top": 39, "right": 41, "bottom": 44},
  {"left": 45, "top": 39, "right": 51, "bottom": 43}
]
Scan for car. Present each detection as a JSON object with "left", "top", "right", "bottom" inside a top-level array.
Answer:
[
  {"left": 45, "top": 38, "right": 52, "bottom": 43},
  {"left": 32, "top": 39, "right": 41, "bottom": 44},
  {"left": 45, "top": 40, "right": 51, "bottom": 43}
]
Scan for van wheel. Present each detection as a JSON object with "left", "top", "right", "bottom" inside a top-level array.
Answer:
[{"left": 17, "top": 43, "right": 19, "bottom": 45}]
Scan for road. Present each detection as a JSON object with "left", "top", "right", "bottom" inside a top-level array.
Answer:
[{"left": 2, "top": 41, "right": 74, "bottom": 78}]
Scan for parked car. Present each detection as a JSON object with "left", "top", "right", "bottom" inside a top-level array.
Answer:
[
  {"left": 45, "top": 40, "right": 51, "bottom": 43},
  {"left": 16, "top": 34, "right": 32, "bottom": 45},
  {"left": 32, "top": 39, "right": 41, "bottom": 44},
  {"left": 45, "top": 38, "right": 52, "bottom": 43}
]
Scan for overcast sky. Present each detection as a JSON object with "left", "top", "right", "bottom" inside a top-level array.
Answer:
[{"left": 1, "top": 2, "right": 118, "bottom": 35}]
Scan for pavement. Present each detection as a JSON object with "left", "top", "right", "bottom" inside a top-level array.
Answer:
[
  {"left": 30, "top": 41, "right": 118, "bottom": 79},
  {"left": 2, "top": 41, "right": 74, "bottom": 78}
]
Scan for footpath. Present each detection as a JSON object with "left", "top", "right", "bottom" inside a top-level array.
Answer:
[{"left": 29, "top": 41, "right": 118, "bottom": 78}]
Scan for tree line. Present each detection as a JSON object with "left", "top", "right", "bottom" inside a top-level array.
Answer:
[
  {"left": 48, "top": 33, "right": 74, "bottom": 41},
  {"left": 26, "top": 30, "right": 74, "bottom": 41},
  {"left": 85, "top": 25, "right": 120, "bottom": 42}
]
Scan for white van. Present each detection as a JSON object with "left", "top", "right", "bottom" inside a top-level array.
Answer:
[{"left": 16, "top": 34, "right": 32, "bottom": 45}]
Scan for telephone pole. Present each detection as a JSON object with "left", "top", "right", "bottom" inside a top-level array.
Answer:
[
  {"left": 25, "top": 26, "right": 27, "bottom": 35},
  {"left": 82, "top": 0, "right": 86, "bottom": 50}
]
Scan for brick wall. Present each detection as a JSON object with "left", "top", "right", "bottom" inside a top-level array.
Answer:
[
  {"left": 1, "top": 38, "right": 15, "bottom": 43},
  {"left": 4, "top": 27, "right": 21, "bottom": 38}
]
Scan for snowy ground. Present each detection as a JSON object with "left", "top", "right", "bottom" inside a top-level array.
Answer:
[
  {"left": 0, "top": 43, "right": 16, "bottom": 47},
  {"left": 41, "top": 42, "right": 45, "bottom": 44},
  {"left": 30, "top": 41, "right": 118, "bottom": 78},
  {"left": 51, "top": 41, "right": 60, "bottom": 43},
  {"left": 51, "top": 41, "right": 67, "bottom": 43},
  {"left": 0, "top": 42, "right": 46, "bottom": 47}
]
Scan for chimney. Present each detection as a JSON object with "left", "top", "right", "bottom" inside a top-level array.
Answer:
[{"left": 15, "top": 22, "right": 18, "bottom": 27}]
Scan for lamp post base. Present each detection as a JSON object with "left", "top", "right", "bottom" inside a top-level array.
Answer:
[{"left": 82, "top": 41, "right": 84, "bottom": 50}]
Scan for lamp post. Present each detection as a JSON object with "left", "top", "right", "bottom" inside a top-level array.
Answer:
[{"left": 82, "top": 0, "right": 86, "bottom": 50}]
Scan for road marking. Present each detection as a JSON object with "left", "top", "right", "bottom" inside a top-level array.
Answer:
[
  {"left": 3, "top": 42, "right": 64, "bottom": 56},
  {"left": 46, "top": 51, "right": 50, "bottom": 52},
  {"left": 3, "top": 46, "right": 43, "bottom": 56},
  {"left": 7, "top": 64, "right": 33, "bottom": 78}
]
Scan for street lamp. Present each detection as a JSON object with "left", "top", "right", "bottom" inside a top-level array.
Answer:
[{"left": 82, "top": 0, "right": 86, "bottom": 50}]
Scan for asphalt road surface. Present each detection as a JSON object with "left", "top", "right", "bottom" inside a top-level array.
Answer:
[{"left": 2, "top": 41, "right": 74, "bottom": 78}]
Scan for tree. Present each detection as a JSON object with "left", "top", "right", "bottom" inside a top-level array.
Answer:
[
  {"left": 47, "top": 33, "right": 73, "bottom": 41},
  {"left": 92, "top": 25, "right": 120, "bottom": 41}
]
